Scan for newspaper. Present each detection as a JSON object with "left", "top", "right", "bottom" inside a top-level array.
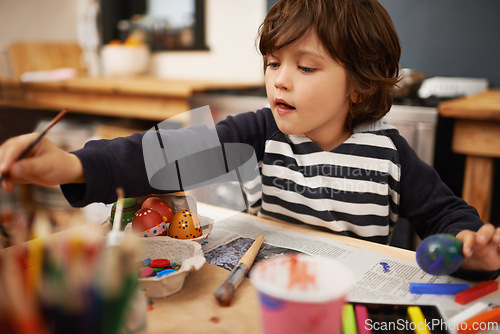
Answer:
[{"left": 198, "top": 204, "right": 500, "bottom": 322}]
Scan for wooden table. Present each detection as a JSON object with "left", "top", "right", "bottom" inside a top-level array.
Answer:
[
  {"left": 439, "top": 90, "right": 500, "bottom": 222},
  {"left": 0, "top": 76, "right": 263, "bottom": 122},
  {"left": 150, "top": 204, "right": 417, "bottom": 334},
  {"left": 2, "top": 204, "right": 498, "bottom": 333}
]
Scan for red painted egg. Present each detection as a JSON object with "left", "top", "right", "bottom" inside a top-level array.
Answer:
[
  {"left": 141, "top": 197, "right": 175, "bottom": 223},
  {"left": 132, "top": 208, "right": 167, "bottom": 237},
  {"left": 168, "top": 209, "right": 202, "bottom": 239}
]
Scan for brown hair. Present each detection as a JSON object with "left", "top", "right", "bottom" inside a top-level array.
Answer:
[{"left": 258, "top": 0, "right": 401, "bottom": 131}]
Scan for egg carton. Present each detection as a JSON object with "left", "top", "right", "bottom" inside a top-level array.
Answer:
[
  {"left": 114, "top": 194, "right": 214, "bottom": 243},
  {"left": 138, "top": 236, "right": 205, "bottom": 298}
]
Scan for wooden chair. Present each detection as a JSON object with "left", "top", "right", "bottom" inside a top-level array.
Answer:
[{"left": 7, "top": 41, "right": 86, "bottom": 80}]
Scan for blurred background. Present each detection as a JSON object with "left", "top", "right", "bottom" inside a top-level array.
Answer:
[{"left": 0, "top": 0, "right": 499, "bottom": 249}]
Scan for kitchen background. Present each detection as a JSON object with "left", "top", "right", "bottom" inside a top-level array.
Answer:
[
  {"left": 1, "top": 0, "right": 499, "bottom": 84},
  {"left": 0, "top": 0, "right": 499, "bottom": 247},
  {"left": 270, "top": 0, "right": 500, "bottom": 86}
]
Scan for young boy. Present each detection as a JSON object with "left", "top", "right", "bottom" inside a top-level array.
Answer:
[{"left": 1, "top": 0, "right": 499, "bottom": 278}]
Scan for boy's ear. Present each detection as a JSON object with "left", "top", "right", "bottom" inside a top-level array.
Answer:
[{"left": 350, "top": 91, "right": 362, "bottom": 104}]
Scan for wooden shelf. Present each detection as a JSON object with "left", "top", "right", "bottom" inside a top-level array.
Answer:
[{"left": 0, "top": 76, "right": 264, "bottom": 122}]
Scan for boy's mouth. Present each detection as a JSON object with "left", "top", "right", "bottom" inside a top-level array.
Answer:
[{"left": 275, "top": 98, "right": 295, "bottom": 113}]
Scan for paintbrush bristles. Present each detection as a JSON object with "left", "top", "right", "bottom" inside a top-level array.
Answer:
[
  {"left": 214, "top": 282, "right": 235, "bottom": 307},
  {"left": 112, "top": 187, "right": 125, "bottom": 233},
  {"left": 107, "top": 187, "right": 125, "bottom": 247},
  {"left": 116, "top": 187, "right": 125, "bottom": 200},
  {"left": 214, "top": 235, "right": 265, "bottom": 307}
]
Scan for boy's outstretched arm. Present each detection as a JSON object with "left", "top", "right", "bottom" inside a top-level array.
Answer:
[
  {"left": 0, "top": 133, "right": 85, "bottom": 192},
  {"left": 457, "top": 223, "right": 500, "bottom": 272}
]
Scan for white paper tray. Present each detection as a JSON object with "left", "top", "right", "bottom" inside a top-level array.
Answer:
[
  {"left": 137, "top": 236, "right": 206, "bottom": 298},
  {"left": 107, "top": 194, "right": 212, "bottom": 298}
]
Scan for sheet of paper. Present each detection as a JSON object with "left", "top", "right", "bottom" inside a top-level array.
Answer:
[{"left": 198, "top": 205, "right": 500, "bottom": 322}]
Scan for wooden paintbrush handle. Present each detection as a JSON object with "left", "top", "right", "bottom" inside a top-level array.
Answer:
[{"left": 238, "top": 234, "right": 264, "bottom": 268}]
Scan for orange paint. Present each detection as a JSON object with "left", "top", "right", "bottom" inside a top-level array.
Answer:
[{"left": 287, "top": 254, "right": 317, "bottom": 291}]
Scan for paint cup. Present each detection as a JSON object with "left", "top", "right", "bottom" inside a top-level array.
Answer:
[{"left": 250, "top": 253, "right": 355, "bottom": 334}]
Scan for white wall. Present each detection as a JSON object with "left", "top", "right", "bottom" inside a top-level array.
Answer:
[
  {"left": 0, "top": 0, "right": 79, "bottom": 77},
  {"left": 0, "top": 0, "right": 266, "bottom": 84},
  {"left": 151, "top": 0, "right": 266, "bottom": 84}
]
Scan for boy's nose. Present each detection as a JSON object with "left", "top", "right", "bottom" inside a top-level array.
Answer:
[{"left": 274, "top": 67, "right": 291, "bottom": 90}]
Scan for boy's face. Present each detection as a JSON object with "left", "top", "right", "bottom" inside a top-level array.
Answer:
[{"left": 265, "top": 30, "right": 352, "bottom": 151}]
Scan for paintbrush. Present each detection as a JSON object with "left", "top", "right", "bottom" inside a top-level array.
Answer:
[
  {"left": 214, "top": 234, "right": 264, "bottom": 307},
  {"left": 107, "top": 187, "right": 125, "bottom": 247},
  {"left": 0, "top": 108, "right": 68, "bottom": 183}
]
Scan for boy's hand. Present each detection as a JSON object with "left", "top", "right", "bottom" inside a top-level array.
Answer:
[
  {"left": 456, "top": 223, "right": 500, "bottom": 272},
  {"left": 0, "top": 133, "right": 85, "bottom": 192}
]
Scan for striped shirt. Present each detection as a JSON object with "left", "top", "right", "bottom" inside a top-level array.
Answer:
[{"left": 249, "top": 119, "right": 401, "bottom": 243}]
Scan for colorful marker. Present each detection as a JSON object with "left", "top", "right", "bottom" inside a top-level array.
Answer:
[
  {"left": 447, "top": 302, "right": 490, "bottom": 327},
  {"left": 342, "top": 304, "right": 357, "bottom": 334},
  {"left": 354, "top": 304, "right": 372, "bottom": 334},
  {"left": 457, "top": 306, "right": 500, "bottom": 334},
  {"left": 455, "top": 280, "right": 499, "bottom": 305},
  {"left": 407, "top": 306, "right": 431, "bottom": 334},
  {"left": 409, "top": 282, "right": 470, "bottom": 295}
]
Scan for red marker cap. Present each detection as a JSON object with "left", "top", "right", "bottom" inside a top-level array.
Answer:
[{"left": 455, "top": 280, "right": 498, "bottom": 305}]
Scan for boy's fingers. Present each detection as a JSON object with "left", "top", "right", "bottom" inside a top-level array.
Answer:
[
  {"left": 493, "top": 227, "right": 500, "bottom": 244},
  {"left": 8, "top": 160, "right": 29, "bottom": 182},
  {"left": 0, "top": 175, "right": 13, "bottom": 192},
  {"left": 0, "top": 133, "right": 39, "bottom": 173},
  {"left": 475, "top": 223, "right": 495, "bottom": 245},
  {"left": 10, "top": 157, "right": 52, "bottom": 187},
  {"left": 457, "top": 231, "right": 475, "bottom": 257}
]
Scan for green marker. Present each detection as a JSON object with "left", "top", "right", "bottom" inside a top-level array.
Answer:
[{"left": 342, "top": 303, "right": 357, "bottom": 334}]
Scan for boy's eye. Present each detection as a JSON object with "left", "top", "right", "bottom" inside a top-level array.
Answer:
[
  {"left": 299, "top": 66, "right": 316, "bottom": 73},
  {"left": 266, "top": 62, "right": 280, "bottom": 69}
]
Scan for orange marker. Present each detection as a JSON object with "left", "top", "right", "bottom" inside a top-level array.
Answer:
[{"left": 457, "top": 307, "right": 500, "bottom": 334}]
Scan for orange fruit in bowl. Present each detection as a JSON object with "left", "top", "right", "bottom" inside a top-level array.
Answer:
[{"left": 124, "top": 34, "right": 144, "bottom": 47}]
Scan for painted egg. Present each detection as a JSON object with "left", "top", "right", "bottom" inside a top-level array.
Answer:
[
  {"left": 141, "top": 197, "right": 175, "bottom": 223},
  {"left": 168, "top": 209, "right": 202, "bottom": 239},
  {"left": 110, "top": 198, "right": 140, "bottom": 230},
  {"left": 416, "top": 234, "right": 464, "bottom": 276},
  {"left": 132, "top": 208, "right": 168, "bottom": 238}
]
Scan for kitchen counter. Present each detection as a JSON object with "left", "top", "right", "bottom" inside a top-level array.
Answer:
[{"left": 0, "top": 76, "right": 264, "bottom": 122}]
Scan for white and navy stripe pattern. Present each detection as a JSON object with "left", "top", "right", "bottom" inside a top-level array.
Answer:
[{"left": 257, "top": 121, "right": 401, "bottom": 244}]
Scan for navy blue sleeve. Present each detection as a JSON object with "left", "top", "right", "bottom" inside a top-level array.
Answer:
[
  {"left": 390, "top": 130, "right": 483, "bottom": 238},
  {"left": 61, "top": 132, "right": 161, "bottom": 206},
  {"left": 61, "top": 108, "right": 277, "bottom": 206},
  {"left": 389, "top": 131, "right": 499, "bottom": 281}
]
